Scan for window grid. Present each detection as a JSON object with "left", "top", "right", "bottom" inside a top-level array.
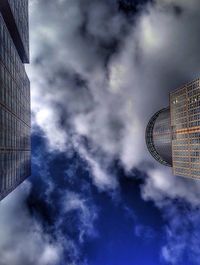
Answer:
[
  {"left": 170, "top": 78, "right": 200, "bottom": 178},
  {"left": 0, "top": 9, "right": 30, "bottom": 200}
]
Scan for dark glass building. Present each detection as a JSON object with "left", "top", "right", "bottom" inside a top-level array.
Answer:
[
  {"left": 0, "top": 0, "right": 30, "bottom": 200},
  {"left": 146, "top": 78, "right": 200, "bottom": 179}
]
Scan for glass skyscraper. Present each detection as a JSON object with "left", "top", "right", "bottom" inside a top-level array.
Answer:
[
  {"left": 0, "top": 0, "right": 30, "bottom": 200},
  {"left": 146, "top": 78, "right": 200, "bottom": 179}
]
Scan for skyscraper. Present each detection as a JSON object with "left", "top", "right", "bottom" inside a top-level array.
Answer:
[
  {"left": 0, "top": 0, "right": 30, "bottom": 200},
  {"left": 146, "top": 78, "right": 200, "bottom": 179}
]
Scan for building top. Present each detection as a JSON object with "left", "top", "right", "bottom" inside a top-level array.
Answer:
[{"left": 0, "top": 0, "right": 29, "bottom": 63}]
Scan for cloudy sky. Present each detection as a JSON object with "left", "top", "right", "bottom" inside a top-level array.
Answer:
[{"left": 1, "top": 0, "right": 200, "bottom": 264}]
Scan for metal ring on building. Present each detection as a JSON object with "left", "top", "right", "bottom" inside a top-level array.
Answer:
[{"left": 145, "top": 108, "right": 172, "bottom": 167}]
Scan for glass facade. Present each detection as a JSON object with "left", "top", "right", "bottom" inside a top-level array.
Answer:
[
  {"left": 7, "top": 0, "right": 29, "bottom": 61},
  {"left": 0, "top": 0, "right": 29, "bottom": 63},
  {"left": 0, "top": 1, "right": 30, "bottom": 200},
  {"left": 170, "top": 78, "right": 200, "bottom": 179}
]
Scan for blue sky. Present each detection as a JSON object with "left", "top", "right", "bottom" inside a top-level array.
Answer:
[
  {"left": 1, "top": 0, "right": 200, "bottom": 264},
  {"left": 30, "top": 128, "right": 165, "bottom": 265}
]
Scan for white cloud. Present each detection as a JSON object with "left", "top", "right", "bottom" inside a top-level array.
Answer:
[
  {"left": 27, "top": 0, "right": 200, "bottom": 263},
  {"left": 28, "top": 0, "right": 200, "bottom": 191},
  {"left": 0, "top": 182, "right": 62, "bottom": 265},
  {"left": 27, "top": 0, "right": 200, "bottom": 191},
  {"left": 142, "top": 166, "right": 200, "bottom": 206},
  {"left": 160, "top": 203, "right": 200, "bottom": 265},
  {"left": 63, "top": 191, "right": 98, "bottom": 243},
  {"left": 73, "top": 138, "right": 118, "bottom": 191}
]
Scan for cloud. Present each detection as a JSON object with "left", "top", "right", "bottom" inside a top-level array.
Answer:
[
  {"left": 27, "top": 0, "right": 200, "bottom": 263},
  {"left": 29, "top": 138, "right": 101, "bottom": 264},
  {"left": 142, "top": 167, "right": 200, "bottom": 207},
  {"left": 63, "top": 191, "right": 98, "bottom": 243},
  {"left": 0, "top": 164, "right": 96, "bottom": 265},
  {"left": 73, "top": 136, "right": 118, "bottom": 191},
  {"left": 28, "top": 0, "right": 136, "bottom": 189},
  {"left": 141, "top": 167, "right": 200, "bottom": 264},
  {"left": 160, "top": 203, "right": 200, "bottom": 265},
  {"left": 33, "top": 101, "right": 68, "bottom": 152},
  {"left": 0, "top": 182, "right": 62, "bottom": 265},
  {"left": 28, "top": 0, "right": 200, "bottom": 172}
]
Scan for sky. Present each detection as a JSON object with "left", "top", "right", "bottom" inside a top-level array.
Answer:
[{"left": 1, "top": 0, "right": 200, "bottom": 264}]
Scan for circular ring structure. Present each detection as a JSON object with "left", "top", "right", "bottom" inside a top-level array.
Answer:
[{"left": 145, "top": 108, "right": 172, "bottom": 167}]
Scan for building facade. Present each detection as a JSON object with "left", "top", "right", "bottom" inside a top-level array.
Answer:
[
  {"left": 0, "top": 0, "right": 30, "bottom": 200},
  {"left": 146, "top": 78, "right": 200, "bottom": 179}
]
